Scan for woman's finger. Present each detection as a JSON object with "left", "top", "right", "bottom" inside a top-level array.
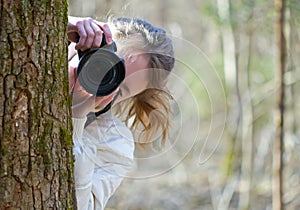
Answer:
[
  {"left": 82, "top": 19, "right": 95, "bottom": 49},
  {"left": 75, "top": 21, "right": 87, "bottom": 50},
  {"left": 96, "top": 22, "right": 112, "bottom": 45},
  {"left": 90, "top": 22, "right": 103, "bottom": 48}
]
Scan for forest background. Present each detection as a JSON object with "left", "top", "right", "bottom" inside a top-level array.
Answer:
[{"left": 69, "top": 0, "right": 300, "bottom": 209}]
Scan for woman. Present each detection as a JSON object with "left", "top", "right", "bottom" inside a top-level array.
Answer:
[{"left": 68, "top": 16, "right": 175, "bottom": 209}]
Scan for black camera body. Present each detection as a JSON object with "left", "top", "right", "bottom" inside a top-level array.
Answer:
[{"left": 77, "top": 35, "right": 125, "bottom": 96}]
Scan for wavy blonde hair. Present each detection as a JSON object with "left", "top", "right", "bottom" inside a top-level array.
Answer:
[{"left": 109, "top": 17, "right": 175, "bottom": 147}]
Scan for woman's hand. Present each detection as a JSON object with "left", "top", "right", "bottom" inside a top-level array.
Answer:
[
  {"left": 68, "top": 16, "right": 112, "bottom": 51},
  {"left": 69, "top": 64, "right": 116, "bottom": 118}
]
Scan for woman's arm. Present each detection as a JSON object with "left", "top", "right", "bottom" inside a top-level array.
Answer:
[
  {"left": 72, "top": 115, "right": 135, "bottom": 210},
  {"left": 90, "top": 116, "right": 135, "bottom": 209},
  {"left": 72, "top": 117, "right": 96, "bottom": 209}
]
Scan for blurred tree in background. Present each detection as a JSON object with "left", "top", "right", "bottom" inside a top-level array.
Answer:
[{"left": 68, "top": 0, "right": 300, "bottom": 209}]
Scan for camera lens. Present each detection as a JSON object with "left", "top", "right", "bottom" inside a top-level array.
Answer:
[{"left": 77, "top": 48, "right": 125, "bottom": 96}]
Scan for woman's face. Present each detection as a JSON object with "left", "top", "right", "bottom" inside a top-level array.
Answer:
[{"left": 115, "top": 52, "right": 150, "bottom": 103}]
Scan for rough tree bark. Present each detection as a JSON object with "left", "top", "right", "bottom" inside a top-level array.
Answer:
[{"left": 0, "top": 1, "right": 75, "bottom": 209}]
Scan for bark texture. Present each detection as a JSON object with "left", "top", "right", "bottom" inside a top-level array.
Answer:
[{"left": 0, "top": 1, "right": 75, "bottom": 209}]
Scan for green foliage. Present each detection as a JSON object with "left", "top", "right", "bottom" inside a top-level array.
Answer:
[
  {"left": 201, "top": 3, "right": 221, "bottom": 26},
  {"left": 221, "top": 148, "right": 236, "bottom": 177},
  {"left": 250, "top": 56, "right": 275, "bottom": 85}
]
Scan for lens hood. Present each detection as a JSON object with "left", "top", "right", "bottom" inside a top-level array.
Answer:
[{"left": 76, "top": 43, "right": 125, "bottom": 97}]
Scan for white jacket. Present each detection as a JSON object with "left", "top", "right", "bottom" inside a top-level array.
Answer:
[{"left": 72, "top": 112, "right": 134, "bottom": 210}]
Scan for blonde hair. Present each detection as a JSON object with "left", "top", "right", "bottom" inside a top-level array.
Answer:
[{"left": 109, "top": 17, "right": 175, "bottom": 147}]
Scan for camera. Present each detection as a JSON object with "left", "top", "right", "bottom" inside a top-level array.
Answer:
[{"left": 77, "top": 35, "right": 125, "bottom": 96}]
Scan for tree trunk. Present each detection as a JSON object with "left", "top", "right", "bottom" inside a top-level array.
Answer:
[
  {"left": 216, "top": 0, "right": 237, "bottom": 88},
  {"left": 0, "top": 1, "right": 75, "bottom": 209},
  {"left": 273, "top": 0, "right": 286, "bottom": 209},
  {"left": 216, "top": 1, "right": 242, "bottom": 208}
]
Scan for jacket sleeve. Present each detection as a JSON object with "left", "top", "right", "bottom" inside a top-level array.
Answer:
[
  {"left": 72, "top": 117, "right": 97, "bottom": 210},
  {"left": 91, "top": 123, "right": 135, "bottom": 209},
  {"left": 72, "top": 116, "right": 135, "bottom": 210}
]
